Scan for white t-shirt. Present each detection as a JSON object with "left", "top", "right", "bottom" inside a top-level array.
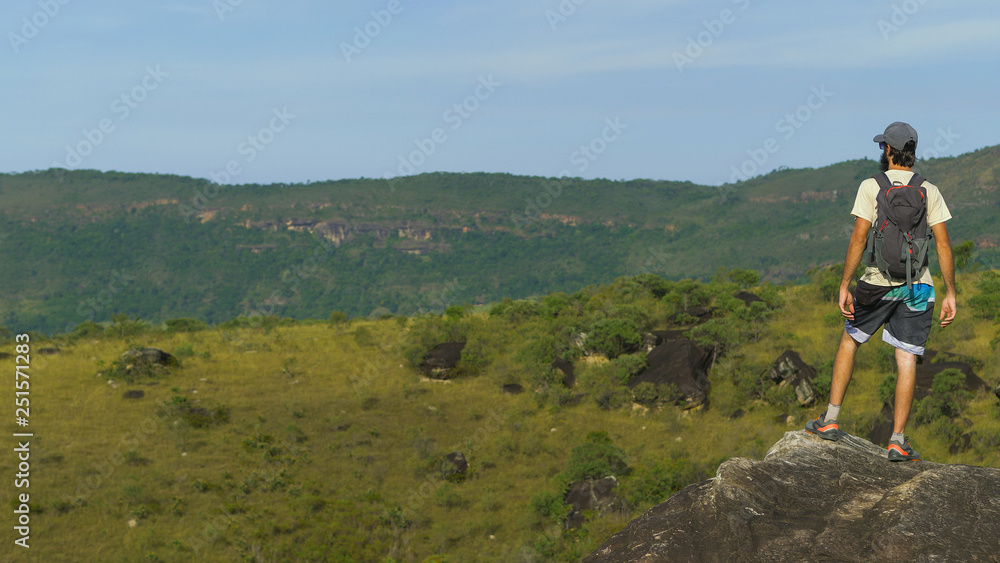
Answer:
[{"left": 850, "top": 169, "right": 952, "bottom": 287}]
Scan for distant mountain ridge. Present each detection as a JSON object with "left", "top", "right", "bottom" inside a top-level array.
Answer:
[{"left": 2, "top": 145, "right": 999, "bottom": 333}]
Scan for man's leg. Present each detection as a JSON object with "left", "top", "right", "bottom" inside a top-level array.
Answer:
[
  {"left": 807, "top": 330, "right": 863, "bottom": 440},
  {"left": 892, "top": 348, "right": 917, "bottom": 433},
  {"left": 829, "top": 330, "right": 863, "bottom": 406}
]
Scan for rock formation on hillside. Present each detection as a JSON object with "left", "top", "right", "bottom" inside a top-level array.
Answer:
[
  {"left": 585, "top": 430, "right": 1000, "bottom": 562},
  {"left": 565, "top": 476, "right": 621, "bottom": 530},
  {"left": 767, "top": 350, "right": 819, "bottom": 406},
  {"left": 629, "top": 336, "right": 712, "bottom": 409},
  {"left": 420, "top": 342, "right": 465, "bottom": 379}
]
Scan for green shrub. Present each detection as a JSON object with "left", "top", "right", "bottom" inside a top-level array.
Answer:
[
  {"left": 530, "top": 490, "right": 571, "bottom": 522},
  {"left": 173, "top": 342, "right": 195, "bottom": 361},
  {"left": 489, "top": 298, "right": 541, "bottom": 323},
  {"left": 953, "top": 240, "right": 974, "bottom": 271},
  {"left": 561, "top": 431, "right": 629, "bottom": 483},
  {"left": 624, "top": 457, "right": 702, "bottom": 508},
  {"left": 812, "top": 359, "right": 833, "bottom": 401},
  {"left": 969, "top": 271, "right": 1000, "bottom": 321},
  {"left": 914, "top": 369, "right": 974, "bottom": 426},
  {"left": 70, "top": 321, "right": 105, "bottom": 339},
  {"left": 587, "top": 318, "right": 642, "bottom": 359},
  {"left": 631, "top": 382, "right": 682, "bottom": 406}
]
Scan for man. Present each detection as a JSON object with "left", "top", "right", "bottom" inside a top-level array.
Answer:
[{"left": 805, "top": 121, "right": 957, "bottom": 461}]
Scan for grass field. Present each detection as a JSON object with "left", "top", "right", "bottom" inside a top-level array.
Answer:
[{"left": 3, "top": 271, "right": 999, "bottom": 562}]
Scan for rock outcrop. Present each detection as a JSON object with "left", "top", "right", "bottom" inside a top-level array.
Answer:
[
  {"left": 565, "top": 476, "right": 621, "bottom": 530},
  {"left": 629, "top": 337, "right": 712, "bottom": 409},
  {"left": 122, "top": 347, "right": 178, "bottom": 367},
  {"left": 585, "top": 430, "right": 1000, "bottom": 562},
  {"left": 767, "top": 350, "right": 819, "bottom": 406},
  {"left": 551, "top": 357, "right": 575, "bottom": 387},
  {"left": 420, "top": 342, "right": 465, "bottom": 379}
]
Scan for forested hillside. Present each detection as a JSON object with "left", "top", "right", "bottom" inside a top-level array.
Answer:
[{"left": 1, "top": 144, "right": 998, "bottom": 334}]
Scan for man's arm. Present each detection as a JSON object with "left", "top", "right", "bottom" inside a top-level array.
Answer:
[
  {"left": 840, "top": 217, "right": 872, "bottom": 320},
  {"left": 931, "top": 222, "right": 957, "bottom": 327}
]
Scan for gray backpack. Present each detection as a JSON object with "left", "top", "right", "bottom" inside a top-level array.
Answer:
[{"left": 863, "top": 172, "right": 933, "bottom": 289}]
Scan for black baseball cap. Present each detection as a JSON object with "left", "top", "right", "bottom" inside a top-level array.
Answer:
[{"left": 874, "top": 121, "right": 918, "bottom": 149}]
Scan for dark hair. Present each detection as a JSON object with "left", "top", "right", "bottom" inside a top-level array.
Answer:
[{"left": 888, "top": 140, "right": 917, "bottom": 168}]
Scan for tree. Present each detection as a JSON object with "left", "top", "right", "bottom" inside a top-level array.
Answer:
[{"left": 953, "top": 240, "right": 974, "bottom": 271}]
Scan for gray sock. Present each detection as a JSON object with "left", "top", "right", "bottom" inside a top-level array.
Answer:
[
  {"left": 891, "top": 432, "right": 905, "bottom": 444},
  {"left": 824, "top": 404, "right": 841, "bottom": 422}
]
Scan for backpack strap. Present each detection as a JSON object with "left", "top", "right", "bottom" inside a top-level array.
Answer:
[
  {"left": 865, "top": 173, "right": 892, "bottom": 268},
  {"left": 873, "top": 172, "right": 893, "bottom": 191},
  {"left": 908, "top": 172, "right": 926, "bottom": 188}
]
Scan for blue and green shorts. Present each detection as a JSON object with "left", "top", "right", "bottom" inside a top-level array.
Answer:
[{"left": 844, "top": 280, "right": 935, "bottom": 355}]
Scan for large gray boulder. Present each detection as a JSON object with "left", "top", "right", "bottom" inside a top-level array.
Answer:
[{"left": 585, "top": 431, "right": 1000, "bottom": 562}]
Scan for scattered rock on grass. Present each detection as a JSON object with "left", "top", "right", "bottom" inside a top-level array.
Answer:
[{"left": 421, "top": 342, "right": 465, "bottom": 380}]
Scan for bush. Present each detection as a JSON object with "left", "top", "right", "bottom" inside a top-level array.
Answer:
[
  {"left": 561, "top": 431, "right": 629, "bottom": 483},
  {"left": 663, "top": 279, "right": 714, "bottom": 311},
  {"left": 631, "top": 381, "right": 681, "bottom": 406},
  {"left": 587, "top": 318, "right": 642, "bottom": 359},
  {"left": 578, "top": 353, "right": 647, "bottom": 409},
  {"left": 625, "top": 457, "right": 702, "bottom": 508},
  {"left": 173, "top": 342, "right": 195, "bottom": 361},
  {"left": 969, "top": 271, "right": 1000, "bottom": 321},
  {"left": 530, "top": 490, "right": 571, "bottom": 522},
  {"left": 812, "top": 359, "right": 833, "bottom": 401},
  {"left": 953, "top": 240, "right": 974, "bottom": 271},
  {"left": 489, "top": 298, "right": 541, "bottom": 323},
  {"left": 70, "top": 321, "right": 105, "bottom": 339},
  {"left": 626, "top": 273, "right": 671, "bottom": 299},
  {"left": 809, "top": 264, "right": 843, "bottom": 303},
  {"left": 914, "top": 369, "right": 974, "bottom": 425}
]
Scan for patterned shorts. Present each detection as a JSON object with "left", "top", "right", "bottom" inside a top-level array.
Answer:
[{"left": 844, "top": 280, "right": 935, "bottom": 355}]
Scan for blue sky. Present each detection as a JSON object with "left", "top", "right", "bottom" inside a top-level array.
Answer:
[{"left": 4, "top": 0, "right": 999, "bottom": 186}]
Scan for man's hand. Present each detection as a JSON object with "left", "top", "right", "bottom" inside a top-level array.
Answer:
[
  {"left": 839, "top": 287, "right": 855, "bottom": 320},
  {"left": 939, "top": 292, "right": 957, "bottom": 328}
]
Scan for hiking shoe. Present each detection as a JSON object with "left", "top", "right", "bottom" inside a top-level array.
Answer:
[
  {"left": 805, "top": 412, "right": 840, "bottom": 441},
  {"left": 888, "top": 438, "right": 920, "bottom": 462}
]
